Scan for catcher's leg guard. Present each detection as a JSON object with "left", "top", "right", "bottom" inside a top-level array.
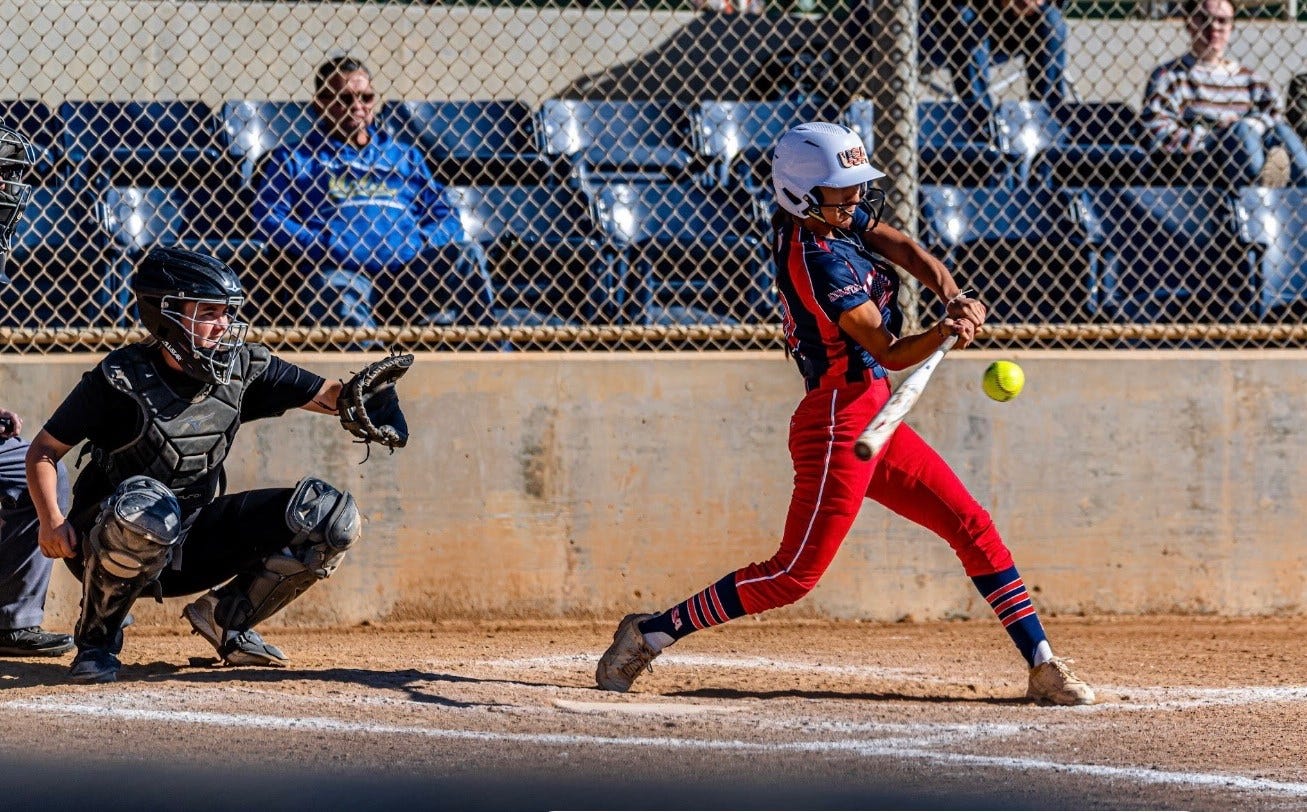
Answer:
[
  {"left": 76, "top": 477, "right": 182, "bottom": 652},
  {"left": 185, "top": 478, "right": 360, "bottom": 665}
]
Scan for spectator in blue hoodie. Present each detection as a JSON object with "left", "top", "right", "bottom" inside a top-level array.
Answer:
[{"left": 254, "top": 56, "right": 493, "bottom": 328}]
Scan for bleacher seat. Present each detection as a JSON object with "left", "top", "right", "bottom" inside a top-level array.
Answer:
[
  {"left": 920, "top": 184, "right": 1096, "bottom": 322},
  {"left": 1073, "top": 186, "right": 1255, "bottom": 324},
  {"left": 96, "top": 185, "right": 264, "bottom": 324},
  {"left": 384, "top": 100, "right": 558, "bottom": 186},
  {"left": 219, "top": 100, "right": 316, "bottom": 186},
  {"left": 842, "top": 100, "right": 875, "bottom": 152},
  {"left": 0, "top": 184, "right": 96, "bottom": 328},
  {"left": 60, "top": 100, "right": 224, "bottom": 187},
  {"left": 1012, "top": 101, "right": 1151, "bottom": 188},
  {"left": 1236, "top": 187, "right": 1307, "bottom": 320},
  {"left": 693, "top": 99, "right": 834, "bottom": 188},
  {"left": 0, "top": 100, "right": 63, "bottom": 178},
  {"left": 538, "top": 100, "right": 697, "bottom": 185},
  {"left": 446, "top": 184, "right": 611, "bottom": 323},
  {"left": 589, "top": 182, "right": 770, "bottom": 325},
  {"left": 919, "top": 101, "right": 1015, "bottom": 187}
]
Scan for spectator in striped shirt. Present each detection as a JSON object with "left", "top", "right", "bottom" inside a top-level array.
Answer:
[{"left": 1142, "top": 0, "right": 1307, "bottom": 187}]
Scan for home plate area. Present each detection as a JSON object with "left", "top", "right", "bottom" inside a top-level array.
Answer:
[{"left": 0, "top": 617, "right": 1303, "bottom": 811}]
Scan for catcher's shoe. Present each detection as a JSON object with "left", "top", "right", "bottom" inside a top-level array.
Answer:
[
  {"left": 1027, "top": 657, "right": 1095, "bottom": 706},
  {"left": 596, "top": 613, "right": 660, "bottom": 692},
  {"left": 68, "top": 646, "right": 121, "bottom": 684},
  {"left": 183, "top": 592, "right": 289, "bottom": 668}
]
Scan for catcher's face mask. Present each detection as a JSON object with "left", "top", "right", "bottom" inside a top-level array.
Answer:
[
  {"left": 158, "top": 295, "right": 249, "bottom": 385},
  {"left": 0, "top": 128, "right": 35, "bottom": 256}
]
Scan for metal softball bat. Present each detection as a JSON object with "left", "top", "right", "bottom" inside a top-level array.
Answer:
[{"left": 853, "top": 334, "right": 958, "bottom": 461}]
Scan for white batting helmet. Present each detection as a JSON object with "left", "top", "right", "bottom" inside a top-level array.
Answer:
[{"left": 772, "top": 122, "right": 886, "bottom": 218}]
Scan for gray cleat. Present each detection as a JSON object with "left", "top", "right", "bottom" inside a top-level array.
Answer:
[{"left": 183, "top": 592, "right": 288, "bottom": 667}]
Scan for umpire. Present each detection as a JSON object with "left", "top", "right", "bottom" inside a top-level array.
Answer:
[
  {"left": 24, "top": 246, "right": 411, "bottom": 683},
  {"left": 0, "top": 125, "right": 74, "bottom": 657}
]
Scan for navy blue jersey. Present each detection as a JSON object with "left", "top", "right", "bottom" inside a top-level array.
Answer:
[{"left": 772, "top": 206, "right": 903, "bottom": 391}]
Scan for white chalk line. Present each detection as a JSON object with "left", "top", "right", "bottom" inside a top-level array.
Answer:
[
  {"left": 475, "top": 652, "right": 936, "bottom": 679},
  {"left": 3, "top": 696, "right": 1306, "bottom": 798},
  {"left": 474, "top": 654, "right": 1307, "bottom": 710}
]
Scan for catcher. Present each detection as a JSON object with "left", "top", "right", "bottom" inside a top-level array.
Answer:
[{"left": 24, "top": 246, "right": 411, "bottom": 683}]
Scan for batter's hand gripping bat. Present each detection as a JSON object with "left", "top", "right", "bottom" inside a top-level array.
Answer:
[{"left": 853, "top": 334, "right": 958, "bottom": 461}]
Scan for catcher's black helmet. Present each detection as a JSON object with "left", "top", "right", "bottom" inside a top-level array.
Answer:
[
  {"left": 0, "top": 127, "right": 35, "bottom": 257},
  {"left": 133, "top": 246, "right": 248, "bottom": 385}
]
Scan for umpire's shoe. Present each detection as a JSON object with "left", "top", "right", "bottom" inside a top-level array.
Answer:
[
  {"left": 596, "top": 613, "right": 660, "bottom": 692},
  {"left": 182, "top": 592, "right": 288, "bottom": 667},
  {"left": 0, "top": 626, "right": 74, "bottom": 657},
  {"left": 1027, "top": 657, "right": 1095, "bottom": 706},
  {"left": 68, "top": 646, "right": 121, "bottom": 684}
]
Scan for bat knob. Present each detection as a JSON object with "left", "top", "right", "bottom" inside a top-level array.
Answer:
[{"left": 853, "top": 441, "right": 873, "bottom": 461}]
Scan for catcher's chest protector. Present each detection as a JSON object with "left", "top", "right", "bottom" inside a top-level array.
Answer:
[{"left": 92, "top": 343, "right": 271, "bottom": 507}]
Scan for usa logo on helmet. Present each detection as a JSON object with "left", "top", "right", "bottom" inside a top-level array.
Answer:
[{"left": 836, "top": 145, "right": 867, "bottom": 168}]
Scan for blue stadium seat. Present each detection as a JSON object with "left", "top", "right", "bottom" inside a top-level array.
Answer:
[
  {"left": 538, "top": 100, "right": 697, "bottom": 185},
  {"left": 693, "top": 99, "right": 835, "bottom": 188},
  {"left": 96, "top": 185, "right": 264, "bottom": 325},
  {"left": 0, "top": 100, "right": 63, "bottom": 178},
  {"left": 919, "top": 101, "right": 1015, "bottom": 187},
  {"left": 920, "top": 184, "right": 1096, "bottom": 322},
  {"left": 841, "top": 100, "right": 875, "bottom": 152},
  {"left": 1073, "top": 186, "right": 1255, "bottom": 323},
  {"left": 993, "top": 101, "right": 1062, "bottom": 187},
  {"left": 0, "top": 184, "right": 97, "bottom": 328},
  {"left": 589, "top": 182, "right": 770, "bottom": 325},
  {"left": 384, "top": 100, "right": 558, "bottom": 186},
  {"left": 59, "top": 100, "right": 224, "bottom": 187},
  {"left": 1235, "top": 187, "right": 1307, "bottom": 319},
  {"left": 446, "top": 184, "right": 612, "bottom": 323},
  {"left": 219, "top": 100, "right": 316, "bottom": 186},
  {"left": 1017, "top": 101, "right": 1151, "bottom": 188}
]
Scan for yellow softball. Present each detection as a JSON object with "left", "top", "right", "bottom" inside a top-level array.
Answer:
[{"left": 982, "top": 360, "right": 1025, "bottom": 402}]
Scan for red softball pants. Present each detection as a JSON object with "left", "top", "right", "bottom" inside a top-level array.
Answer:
[{"left": 733, "top": 376, "right": 1014, "bottom": 615}]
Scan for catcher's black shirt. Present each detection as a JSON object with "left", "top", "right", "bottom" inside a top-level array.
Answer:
[{"left": 44, "top": 342, "right": 325, "bottom": 520}]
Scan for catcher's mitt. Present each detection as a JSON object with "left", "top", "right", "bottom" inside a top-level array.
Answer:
[{"left": 338, "top": 353, "right": 413, "bottom": 453}]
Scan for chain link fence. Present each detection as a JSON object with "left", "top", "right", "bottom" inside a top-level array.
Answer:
[{"left": 0, "top": 0, "right": 1304, "bottom": 353}]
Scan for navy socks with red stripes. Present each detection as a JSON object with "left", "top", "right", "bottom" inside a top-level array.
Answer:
[
  {"left": 639, "top": 574, "right": 745, "bottom": 644},
  {"left": 972, "top": 566, "right": 1048, "bottom": 666}
]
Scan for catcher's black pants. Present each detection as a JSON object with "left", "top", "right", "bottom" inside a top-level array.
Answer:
[{"left": 67, "top": 487, "right": 299, "bottom": 598}]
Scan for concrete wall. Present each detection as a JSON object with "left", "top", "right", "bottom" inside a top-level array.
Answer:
[
  {"left": 0, "top": 3, "right": 1301, "bottom": 106},
  {"left": 3, "top": 350, "right": 1306, "bottom": 629}
]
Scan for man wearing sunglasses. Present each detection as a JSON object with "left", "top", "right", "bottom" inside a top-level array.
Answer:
[
  {"left": 1143, "top": 0, "right": 1307, "bottom": 187},
  {"left": 254, "top": 56, "right": 494, "bottom": 330}
]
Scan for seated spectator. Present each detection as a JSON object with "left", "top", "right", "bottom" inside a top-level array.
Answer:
[
  {"left": 1142, "top": 0, "right": 1307, "bottom": 188},
  {"left": 917, "top": 0, "right": 1070, "bottom": 108},
  {"left": 253, "top": 56, "right": 494, "bottom": 328}
]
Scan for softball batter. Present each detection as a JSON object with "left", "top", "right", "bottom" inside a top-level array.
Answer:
[{"left": 597, "top": 122, "right": 1093, "bottom": 706}]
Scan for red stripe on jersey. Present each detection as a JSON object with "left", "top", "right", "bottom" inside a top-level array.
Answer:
[{"left": 784, "top": 224, "right": 850, "bottom": 389}]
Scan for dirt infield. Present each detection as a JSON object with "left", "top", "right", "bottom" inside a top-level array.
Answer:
[{"left": 1, "top": 615, "right": 1304, "bottom": 811}]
